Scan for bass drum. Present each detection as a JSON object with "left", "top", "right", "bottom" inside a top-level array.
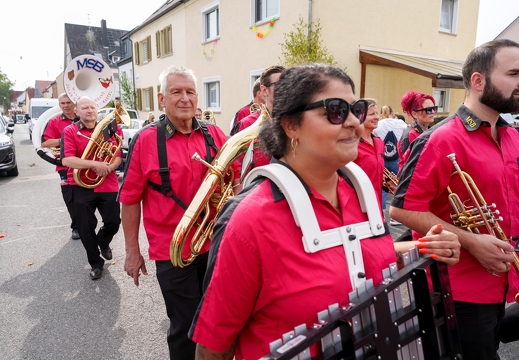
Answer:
[{"left": 32, "top": 106, "right": 63, "bottom": 165}]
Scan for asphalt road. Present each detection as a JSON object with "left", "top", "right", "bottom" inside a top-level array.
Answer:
[
  {"left": 0, "top": 124, "right": 169, "bottom": 359},
  {"left": 0, "top": 123, "right": 517, "bottom": 359}
]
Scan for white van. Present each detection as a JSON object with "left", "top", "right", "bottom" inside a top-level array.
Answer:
[{"left": 28, "top": 98, "right": 59, "bottom": 140}]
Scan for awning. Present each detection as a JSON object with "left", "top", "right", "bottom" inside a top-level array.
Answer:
[{"left": 359, "top": 46, "right": 464, "bottom": 90}]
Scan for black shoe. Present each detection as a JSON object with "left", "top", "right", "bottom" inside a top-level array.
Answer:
[
  {"left": 89, "top": 267, "right": 103, "bottom": 280},
  {"left": 100, "top": 247, "right": 112, "bottom": 260},
  {"left": 71, "top": 229, "right": 80, "bottom": 240}
]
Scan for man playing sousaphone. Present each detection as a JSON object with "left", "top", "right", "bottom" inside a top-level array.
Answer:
[
  {"left": 41, "top": 93, "right": 80, "bottom": 241},
  {"left": 61, "top": 96, "right": 121, "bottom": 280}
]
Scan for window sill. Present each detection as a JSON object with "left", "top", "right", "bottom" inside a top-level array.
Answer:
[
  {"left": 252, "top": 15, "right": 280, "bottom": 28},
  {"left": 202, "top": 36, "right": 220, "bottom": 45},
  {"left": 160, "top": 52, "right": 174, "bottom": 59},
  {"left": 438, "top": 29, "right": 457, "bottom": 36}
]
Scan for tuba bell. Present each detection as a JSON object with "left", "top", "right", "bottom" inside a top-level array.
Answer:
[
  {"left": 202, "top": 109, "right": 216, "bottom": 124},
  {"left": 62, "top": 54, "right": 128, "bottom": 189},
  {"left": 32, "top": 106, "right": 64, "bottom": 166},
  {"left": 170, "top": 104, "right": 270, "bottom": 267}
]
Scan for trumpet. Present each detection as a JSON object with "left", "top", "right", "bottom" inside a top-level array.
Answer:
[
  {"left": 446, "top": 153, "right": 519, "bottom": 302},
  {"left": 73, "top": 100, "right": 131, "bottom": 188},
  {"left": 382, "top": 168, "right": 398, "bottom": 194},
  {"left": 170, "top": 104, "right": 269, "bottom": 267}
]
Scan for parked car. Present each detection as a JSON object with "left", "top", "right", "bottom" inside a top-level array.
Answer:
[
  {"left": 120, "top": 119, "right": 145, "bottom": 150},
  {"left": 0, "top": 120, "right": 18, "bottom": 176},
  {"left": 95, "top": 108, "right": 144, "bottom": 150},
  {"left": 0, "top": 116, "right": 15, "bottom": 134},
  {"left": 96, "top": 107, "right": 140, "bottom": 122},
  {"left": 15, "top": 114, "right": 26, "bottom": 124}
]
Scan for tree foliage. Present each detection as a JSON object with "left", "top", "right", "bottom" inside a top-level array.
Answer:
[
  {"left": 119, "top": 72, "right": 136, "bottom": 110},
  {"left": 279, "top": 17, "right": 337, "bottom": 68},
  {"left": 0, "top": 69, "right": 14, "bottom": 115}
]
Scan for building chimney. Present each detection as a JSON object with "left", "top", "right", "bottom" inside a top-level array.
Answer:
[{"left": 101, "top": 19, "right": 109, "bottom": 48}]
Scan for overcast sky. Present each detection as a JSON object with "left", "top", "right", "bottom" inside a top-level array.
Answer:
[{"left": 1, "top": 0, "right": 518, "bottom": 91}]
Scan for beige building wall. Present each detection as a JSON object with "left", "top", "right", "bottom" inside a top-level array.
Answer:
[
  {"left": 131, "top": 8, "right": 188, "bottom": 119},
  {"left": 129, "top": 0, "right": 479, "bottom": 132}
]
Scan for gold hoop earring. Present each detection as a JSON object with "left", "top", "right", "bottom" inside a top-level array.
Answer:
[{"left": 291, "top": 138, "right": 298, "bottom": 156}]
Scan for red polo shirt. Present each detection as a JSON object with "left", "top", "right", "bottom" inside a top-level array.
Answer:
[
  {"left": 354, "top": 136, "right": 385, "bottom": 210},
  {"left": 43, "top": 114, "right": 76, "bottom": 172},
  {"left": 236, "top": 111, "right": 270, "bottom": 174},
  {"left": 61, "top": 121, "right": 121, "bottom": 192},
  {"left": 118, "top": 118, "right": 232, "bottom": 261},
  {"left": 190, "top": 162, "right": 395, "bottom": 358},
  {"left": 392, "top": 104, "right": 519, "bottom": 304}
]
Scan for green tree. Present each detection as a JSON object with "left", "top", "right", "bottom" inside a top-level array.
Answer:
[
  {"left": 279, "top": 17, "right": 337, "bottom": 67},
  {"left": 119, "top": 72, "right": 136, "bottom": 110},
  {"left": 0, "top": 69, "right": 14, "bottom": 115}
]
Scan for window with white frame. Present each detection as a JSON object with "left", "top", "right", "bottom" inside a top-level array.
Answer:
[
  {"left": 140, "top": 36, "right": 152, "bottom": 63},
  {"left": 203, "top": 76, "right": 221, "bottom": 110},
  {"left": 202, "top": 2, "right": 219, "bottom": 42},
  {"left": 433, "top": 88, "right": 450, "bottom": 113},
  {"left": 439, "top": 0, "right": 458, "bottom": 34},
  {"left": 156, "top": 25, "right": 173, "bottom": 57},
  {"left": 143, "top": 88, "right": 151, "bottom": 110},
  {"left": 253, "top": 0, "right": 279, "bottom": 23}
]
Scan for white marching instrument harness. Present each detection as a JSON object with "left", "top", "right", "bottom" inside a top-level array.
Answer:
[{"left": 243, "top": 162, "right": 385, "bottom": 290}]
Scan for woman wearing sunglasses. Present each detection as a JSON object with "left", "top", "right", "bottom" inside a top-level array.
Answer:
[
  {"left": 353, "top": 98, "right": 387, "bottom": 210},
  {"left": 190, "top": 64, "right": 459, "bottom": 359},
  {"left": 397, "top": 91, "right": 437, "bottom": 170}
]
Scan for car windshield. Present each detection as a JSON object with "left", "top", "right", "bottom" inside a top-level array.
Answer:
[
  {"left": 32, "top": 106, "right": 53, "bottom": 119},
  {"left": 0, "top": 122, "right": 5, "bottom": 132}
]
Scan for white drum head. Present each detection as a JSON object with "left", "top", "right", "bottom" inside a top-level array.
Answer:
[{"left": 64, "top": 55, "right": 115, "bottom": 108}]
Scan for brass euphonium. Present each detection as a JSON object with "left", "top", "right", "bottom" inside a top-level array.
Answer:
[
  {"left": 250, "top": 102, "right": 262, "bottom": 113},
  {"left": 170, "top": 104, "right": 269, "bottom": 268},
  {"left": 447, "top": 153, "right": 519, "bottom": 302},
  {"left": 73, "top": 100, "right": 131, "bottom": 189}
]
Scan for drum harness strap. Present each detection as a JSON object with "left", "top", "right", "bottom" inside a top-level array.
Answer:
[{"left": 148, "top": 116, "right": 219, "bottom": 210}]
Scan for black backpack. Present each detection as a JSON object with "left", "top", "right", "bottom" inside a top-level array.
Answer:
[{"left": 383, "top": 130, "right": 399, "bottom": 161}]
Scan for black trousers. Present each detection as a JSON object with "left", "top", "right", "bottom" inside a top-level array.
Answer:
[
  {"left": 72, "top": 186, "right": 120, "bottom": 269},
  {"left": 497, "top": 302, "right": 519, "bottom": 344},
  {"left": 455, "top": 300, "right": 505, "bottom": 360},
  {"left": 58, "top": 170, "right": 77, "bottom": 230},
  {"left": 155, "top": 252, "right": 208, "bottom": 360}
]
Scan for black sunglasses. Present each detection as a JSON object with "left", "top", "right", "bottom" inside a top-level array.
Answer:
[
  {"left": 289, "top": 98, "right": 368, "bottom": 124},
  {"left": 415, "top": 106, "right": 438, "bottom": 115},
  {"left": 264, "top": 81, "right": 278, "bottom": 87}
]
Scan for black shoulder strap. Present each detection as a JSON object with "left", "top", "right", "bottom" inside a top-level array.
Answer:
[
  {"left": 148, "top": 118, "right": 219, "bottom": 209},
  {"left": 148, "top": 118, "right": 188, "bottom": 209},
  {"left": 199, "top": 121, "right": 219, "bottom": 163}
]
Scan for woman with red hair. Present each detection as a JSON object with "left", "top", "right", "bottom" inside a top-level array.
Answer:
[{"left": 397, "top": 91, "right": 437, "bottom": 170}]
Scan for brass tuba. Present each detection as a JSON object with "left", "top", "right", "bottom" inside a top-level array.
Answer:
[
  {"left": 73, "top": 100, "right": 131, "bottom": 188},
  {"left": 170, "top": 104, "right": 269, "bottom": 267},
  {"left": 202, "top": 109, "right": 216, "bottom": 124},
  {"left": 447, "top": 153, "right": 519, "bottom": 302}
]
